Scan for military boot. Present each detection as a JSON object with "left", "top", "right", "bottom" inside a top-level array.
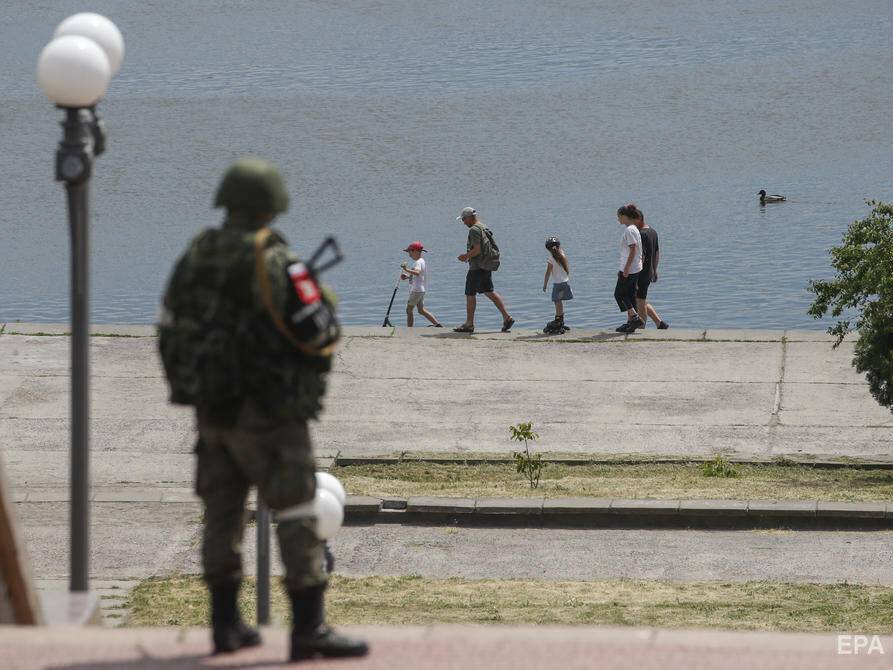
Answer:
[
  {"left": 289, "top": 584, "right": 369, "bottom": 661},
  {"left": 209, "top": 578, "right": 262, "bottom": 654}
]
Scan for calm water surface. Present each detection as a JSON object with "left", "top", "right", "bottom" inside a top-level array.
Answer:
[{"left": 2, "top": 1, "right": 892, "bottom": 329}]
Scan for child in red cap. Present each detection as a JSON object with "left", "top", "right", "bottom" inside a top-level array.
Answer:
[{"left": 401, "top": 241, "right": 442, "bottom": 327}]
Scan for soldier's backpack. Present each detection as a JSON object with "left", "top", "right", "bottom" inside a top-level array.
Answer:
[
  {"left": 159, "top": 227, "right": 341, "bottom": 418},
  {"left": 158, "top": 227, "right": 254, "bottom": 409},
  {"left": 478, "top": 225, "right": 501, "bottom": 272}
]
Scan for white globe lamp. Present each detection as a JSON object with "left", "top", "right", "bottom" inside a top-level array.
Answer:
[
  {"left": 314, "top": 488, "right": 344, "bottom": 540},
  {"left": 316, "top": 472, "right": 347, "bottom": 506},
  {"left": 54, "top": 13, "right": 125, "bottom": 74},
  {"left": 37, "top": 36, "right": 111, "bottom": 108}
]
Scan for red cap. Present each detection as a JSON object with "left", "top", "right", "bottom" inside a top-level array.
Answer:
[{"left": 404, "top": 241, "right": 426, "bottom": 252}]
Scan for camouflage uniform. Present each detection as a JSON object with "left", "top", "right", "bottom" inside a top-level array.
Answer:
[
  {"left": 160, "top": 158, "right": 366, "bottom": 660},
  {"left": 186, "top": 219, "right": 327, "bottom": 592},
  {"left": 195, "top": 402, "right": 319, "bottom": 591}
]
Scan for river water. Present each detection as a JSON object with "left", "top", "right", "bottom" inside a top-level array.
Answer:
[{"left": 2, "top": 1, "right": 892, "bottom": 329}]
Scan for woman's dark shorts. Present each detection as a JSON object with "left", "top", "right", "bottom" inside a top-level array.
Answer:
[
  {"left": 636, "top": 273, "right": 651, "bottom": 300},
  {"left": 614, "top": 271, "right": 639, "bottom": 312},
  {"left": 465, "top": 268, "right": 495, "bottom": 295}
]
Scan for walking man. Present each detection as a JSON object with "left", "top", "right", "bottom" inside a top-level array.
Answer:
[
  {"left": 632, "top": 208, "right": 669, "bottom": 329},
  {"left": 454, "top": 206, "right": 514, "bottom": 333},
  {"left": 159, "top": 158, "right": 368, "bottom": 662}
]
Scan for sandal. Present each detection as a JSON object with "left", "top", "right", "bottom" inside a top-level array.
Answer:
[
  {"left": 453, "top": 324, "right": 474, "bottom": 333},
  {"left": 501, "top": 317, "right": 515, "bottom": 333}
]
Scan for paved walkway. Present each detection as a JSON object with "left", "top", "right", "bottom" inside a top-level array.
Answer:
[
  {"left": 331, "top": 525, "right": 893, "bottom": 584},
  {"left": 3, "top": 625, "right": 890, "bottom": 669},
  {"left": 1, "top": 325, "right": 890, "bottom": 495},
  {"left": 16, "top": 498, "right": 893, "bottom": 586}
]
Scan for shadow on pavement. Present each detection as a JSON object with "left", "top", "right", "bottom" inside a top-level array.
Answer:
[
  {"left": 47, "top": 656, "right": 285, "bottom": 670},
  {"left": 514, "top": 332, "right": 626, "bottom": 342},
  {"left": 420, "top": 330, "right": 503, "bottom": 339}
]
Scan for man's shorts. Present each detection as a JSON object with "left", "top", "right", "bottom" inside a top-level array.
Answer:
[
  {"left": 407, "top": 291, "right": 425, "bottom": 307},
  {"left": 636, "top": 273, "right": 652, "bottom": 300},
  {"left": 465, "top": 268, "right": 494, "bottom": 296}
]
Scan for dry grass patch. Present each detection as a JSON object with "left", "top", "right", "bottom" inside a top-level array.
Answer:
[
  {"left": 125, "top": 575, "right": 893, "bottom": 633},
  {"left": 329, "top": 462, "right": 893, "bottom": 502}
]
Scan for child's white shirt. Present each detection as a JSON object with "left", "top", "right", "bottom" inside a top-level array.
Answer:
[
  {"left": 547, "top": 255, "right": 569, "bottom": 284},
  {"left": 409, "top": 258, "right": 427, "bottom": 293}
]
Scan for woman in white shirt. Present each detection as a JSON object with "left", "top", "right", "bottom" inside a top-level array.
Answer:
[
  {"left": 614, "top": 204, "right": 645, "bottom": 333},
  {"left": 542, "top": 237, "right": 573, "bottom": 333}
]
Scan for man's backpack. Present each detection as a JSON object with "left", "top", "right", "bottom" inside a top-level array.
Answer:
[{"left": 478, "top": 225, "right": 501, "bottom": 272}]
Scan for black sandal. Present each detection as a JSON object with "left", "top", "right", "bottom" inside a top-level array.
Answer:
[
  {"left": 501, "top": 317, "right": 515, "bottom": 333},
  {"left": 453, "top": 324, "right": 474, "bottom": 333}
]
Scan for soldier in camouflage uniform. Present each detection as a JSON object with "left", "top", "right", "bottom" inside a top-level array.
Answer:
[{"left": 159, "top": 158, "right": 368, "bottom": 661}]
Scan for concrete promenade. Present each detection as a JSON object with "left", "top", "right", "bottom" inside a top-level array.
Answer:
[
  {"left": 1, "top": 324, "right": 890, "bottom": 496},
  {"left": 3, "top": 625, "right": 891, "bottom": 670}
]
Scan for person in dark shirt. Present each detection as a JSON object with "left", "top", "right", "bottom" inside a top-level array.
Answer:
[{"left": 628, "top": 205, "right": 669, "bottom": 330}]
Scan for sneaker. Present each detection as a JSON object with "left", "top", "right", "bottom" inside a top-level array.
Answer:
[
  {"left": 657, "top": 321, "right": 670, "bottom": 330},
  {"left": 501, "top": 317, "right": 515, "bottom": 332}
]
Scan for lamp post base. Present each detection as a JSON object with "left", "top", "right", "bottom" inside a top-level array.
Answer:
[{"left": 38, "top": 590, "right": 101, "bottom": 626}]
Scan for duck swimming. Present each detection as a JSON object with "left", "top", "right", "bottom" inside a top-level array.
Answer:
[{"left": 759, "top": 189, "right": 786, "bottom": 204}]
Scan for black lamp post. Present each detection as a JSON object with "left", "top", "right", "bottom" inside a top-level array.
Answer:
[
  {"left": 37, "top": 13, "right": 124, "bottom": 594},
  {"left": 59, "top": 106, "right": 104, "bottom": 592}
]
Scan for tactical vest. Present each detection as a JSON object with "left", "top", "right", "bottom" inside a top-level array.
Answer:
[{"left": 159, "top": 226, "right": 331, "bottom": 422}]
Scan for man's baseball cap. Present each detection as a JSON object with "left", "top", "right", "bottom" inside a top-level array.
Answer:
[
  {"left": 457, "top": 206, "right": 476, "bottom": 221},
  {"left": 404, "top": 241, "right": 426, "bottom": 252}
]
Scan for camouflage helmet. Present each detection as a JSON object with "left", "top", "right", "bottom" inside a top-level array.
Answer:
[{"left": 214, "top": 157, "right": 289, "bottom": 215}]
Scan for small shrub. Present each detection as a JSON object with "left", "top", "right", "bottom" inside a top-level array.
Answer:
[
  {"left": 510, "top": 422, "right": 544, "bottom": 489},
  {"left": 701, "top": 455, "right": 740, "bottom": 478}
]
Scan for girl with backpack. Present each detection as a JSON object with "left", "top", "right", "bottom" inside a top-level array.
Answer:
[{"left": 542, "top": 237, "right": 573, "bottom": 334}]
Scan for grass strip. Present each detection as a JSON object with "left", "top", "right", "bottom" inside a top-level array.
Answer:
[
  {"left": 126, "top": 575, "right": 893, "bottom": 633},
  {"left": 352, "top": 452, "right": 890, "bottom": 468},
  {"left": 329, "top": 462, "right": 893, "bottom": 502}
]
